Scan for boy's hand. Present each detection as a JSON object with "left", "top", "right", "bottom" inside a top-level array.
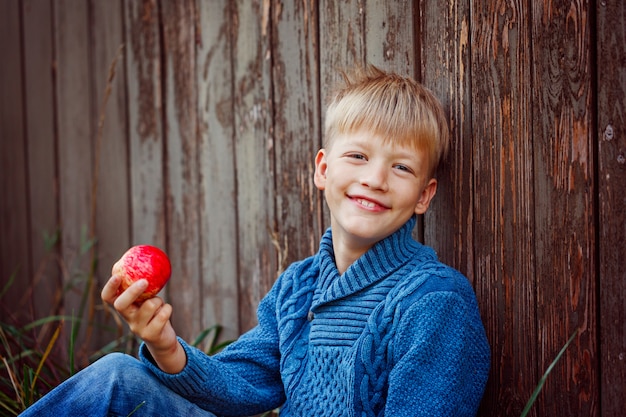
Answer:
[{"left": 101, "top": 275, "right": 187, "bottom": 374}]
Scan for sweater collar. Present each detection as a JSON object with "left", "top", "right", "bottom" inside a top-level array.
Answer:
[{"left": 312, "top": 216, "right": 436, "bottom": 308}]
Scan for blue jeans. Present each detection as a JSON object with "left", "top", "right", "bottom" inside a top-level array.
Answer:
[{"left": 19, "top": 352, "right": 216, "bottom": 417}]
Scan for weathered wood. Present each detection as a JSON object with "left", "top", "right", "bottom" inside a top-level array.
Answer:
[
  {"left": 470, "top": 1, "right": 538, "bottom": 414},
  {"left": 271, "top": 0, "right": 323, "bottom": 269},
  {"left": 4, "top": 2, "right": 626, "bottom": 415},
  {"left": 0, "top": 0, "right": 31, "bottom": 321},
  {"left": 319, "top": 0, "right": 366, "bottom": 143},
  {"left": 421, "top": 0, "right": 474, "bottom": 278},
  {"left": 91, "top": 0, "right": 129, "bottom": 299},
  {"left": 122, "top": 0, "right": 167, "bottom": 350},
  {"left": 21, "top": 0, "right": 62, "bottom": 325},
  {"left": 160, "top": 0, "right": 202, "bottom": 342},
  {"left": 364, "top": 0, "right": 415, "bottom": 74},
  {"left": 597, "top": 1, "right": 626, "bottom": 415},
  {"left": 531, "top": 0, "right": 597, "bottom": 415},
  {"left": 124, "top": 0, "right": 166, "bottom": 248},
  {"left": 53, "top": 0, "right": 96, "bottom": 362},
  {"left": 195, "top": 0, "right": 240, "bottom": 342},
  {"left": 90, "top": 0, "right": 130, "bottom": 351},
  {"left": 231, "top": 0, "right": 277, "bottom": 333}
]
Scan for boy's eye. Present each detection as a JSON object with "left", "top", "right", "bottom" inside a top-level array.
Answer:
[
  {"left": 348, "top": 153, "right": 366, "bottom": 160},
  {"left": 393, "top": 164, "right": 411, "bottom": 172}
]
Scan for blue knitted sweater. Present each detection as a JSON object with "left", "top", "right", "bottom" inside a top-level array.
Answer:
[{"left": 139, "top": 217, "right": 490, "bottom": 416}]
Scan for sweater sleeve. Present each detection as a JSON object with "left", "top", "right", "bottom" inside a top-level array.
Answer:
[
  {"left": 138, "top": 278, "right": 286, "bottom": 416},
  {"left": 384, "top": 290, "right": 490, "bottom": 417}
]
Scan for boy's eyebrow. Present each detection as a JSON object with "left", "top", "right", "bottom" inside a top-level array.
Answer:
[{"left": 333, "top": 135, "right": 369, "bottom": 148}]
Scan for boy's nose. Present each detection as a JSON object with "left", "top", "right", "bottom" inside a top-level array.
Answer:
[{"left": 360, "top": 165, "right": 389, "bottom": 191}]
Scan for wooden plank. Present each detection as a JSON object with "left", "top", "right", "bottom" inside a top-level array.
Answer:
[
  {"left": 124, "top": 0, "right": 166, "bottom": 248},
  {"left": 319, "top": 0, "right": 366, "bottom": 145},
  {"left": 54, "top": 0, "right": 92, "bottom": 264},
  {"left": 91, "top": 0, "right": 129, "bottom": 294},
  {"left": 54, "top": 0, "right": 94, "bottom": 361},
  {"left": 470, "top": 1, "right": 538, "bottom": 414},
  {"left": 195, "top": 0, "right": 240, "bottom": 342},
  {"left": 0, "top": 0, "right": 31, "bottom": 321},
  {"left": 160, "top": 0, "right": 202, "bottom": 342},
  {"left": 22, "top": 0, "right": 61, "bottom": 321},
  {"left": 531, "top": 0, "right": 597, "bottom": 415},
  {"left": 364, "top": 0, "right": 415, "bottom": 74},
  {"left": 319, "top": 0, "right": 366, "bottom": 73},
  {"left": 90, "top": 0, "right": 129, "bottom": 347},
  {"left": 420, "top": 0, "right": 474, "bottom": 277},
  {"left": 597, "top": 1, "right": 626, "bottom": 415},
  {"left": 271, "top": 0, "right": 323, "bottom": 270},
  {"left": 232, "top": 0, "right": 277, "bottom": 333}
]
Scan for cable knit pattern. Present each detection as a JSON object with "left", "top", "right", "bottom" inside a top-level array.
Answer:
[{"left": 139, "top": 217, "right": 490, "bottom": 416}]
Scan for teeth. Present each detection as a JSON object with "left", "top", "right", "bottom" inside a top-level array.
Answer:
[{"left": 357, "top": 199, "right": 375, "bottom": 208}]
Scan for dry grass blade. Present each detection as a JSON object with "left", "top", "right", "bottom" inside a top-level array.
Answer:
[
  {"left": 1, "top": 355, "right": 23, "bottom": 411},
  {"left": 0, "top": 326, "right": 24, "bottom": 411},
  {"left": 30, "top": 322, "right": 62, "bottom": 394}
]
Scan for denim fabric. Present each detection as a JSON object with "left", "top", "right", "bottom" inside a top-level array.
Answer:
[{"left": 19, "top": 352, "right": 216, "bottom": 417}]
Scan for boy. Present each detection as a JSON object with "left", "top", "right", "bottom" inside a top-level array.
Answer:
[{"left": 21, "top": 65, "right": 490, "bottom": 416}]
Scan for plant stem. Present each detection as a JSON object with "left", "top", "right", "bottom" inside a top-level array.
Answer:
[{"left": 520, "top": 329, "right": 579, "bottom": 417}]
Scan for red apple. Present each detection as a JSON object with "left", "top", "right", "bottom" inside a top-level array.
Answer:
[{"left": 112, "top": 245, "right": 171, "bottom": 302}]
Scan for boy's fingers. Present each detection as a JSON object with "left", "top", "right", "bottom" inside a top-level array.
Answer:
[
  {"left": 101, "top": 275, "right": 122, "bottom": 304},
  {"left": 127, "top": 297, "right": 169, "bottom": 340},
  {"left": 137, "top": 298, "right": 167, "bottom": 326},
  {"left": 112, "top": 279, "right": 148, "bottom": 312},
  {"left": 148, "top": 300, "right": 172, "bottom": 328}
]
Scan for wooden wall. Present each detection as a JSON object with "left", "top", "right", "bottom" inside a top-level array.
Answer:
[{"left": 1, "top": 1, "right": 624, "bottom": 416}]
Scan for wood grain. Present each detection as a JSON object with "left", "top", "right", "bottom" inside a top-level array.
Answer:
[
  {"left": 0, "top": 0, "right": 31, "bottom": 321},
  {"left": 90, "top": 0, "right": 129, "bottom": 350},
  {"left": 421, "top": 0, "right": 474, "bottom": 278},
  {"left": 2, "top": 2, "right": 623, "bottom": 414},
  {"left": 53, "top": 0, "right": 95, "bottom": 361},
  {"left": 531, "top": 0, "right": 597, "bottom": 415},
  {"left": 271, "top": 0, "right": 323, "bottom": 270},
  {"left": 124, "top": 0, "right": 166, "bottom": 248},
  {"left": 160, "top": 0, "right": 202, "bottom": 341},
  {"left": 471, "top": 0, "right": 538, "bottom": 414},
  {"left": 231, "top": 0, "right": 277, "bottom": 333},
  {"left": 597, "top": 1, "right": 626, "bottom": 415},
  {"left": 21, "top": 0, "right": 61, "bottom": 321},
  {"left": 319, "top": 0, "right": 366, "bottom": 144},
  {"left": 91, "top": 0, "right": 129, "bottom": 294},
  {"left": 196, "top": 0, "right": 240, "bottom": 342},
  {"left": 364, "top": 0, "right": 415, "bottom": 74}
]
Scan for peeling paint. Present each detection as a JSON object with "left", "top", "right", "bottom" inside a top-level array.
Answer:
[{"left": 603, "top": 124, "right": 614, "bottom": 141}]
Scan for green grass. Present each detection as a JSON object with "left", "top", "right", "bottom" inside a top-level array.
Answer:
[
  {"left": 0, "top": 281, "right": 234, "bottom": 416},
  {"left": 0, "top": 280, "right": 129, "bottom": 414},
  {"left": 519, "top": 328, "right": 578, "bottom": 417}
]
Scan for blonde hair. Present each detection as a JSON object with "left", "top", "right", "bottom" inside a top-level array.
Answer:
[{"left": 324, "top": 65, "right": 450, "bottom": 177}]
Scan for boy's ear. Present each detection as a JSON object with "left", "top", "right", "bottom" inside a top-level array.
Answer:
[
  {"left": 313, "top": 149, "right": 327, "bottom": 190},
  {"left": 414, "top": 178, "right": 438, "bottom": 215}
]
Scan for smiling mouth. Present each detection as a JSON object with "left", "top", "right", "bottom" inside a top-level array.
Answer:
[
  {"left": 355, "top": 198, "right": 376, "bottom": 208},
  {"left": 352, "top": 196, "right": 391, "bottom": 211}
]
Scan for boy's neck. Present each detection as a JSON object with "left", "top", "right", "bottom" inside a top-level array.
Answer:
[
  {"left": 331, "top": 234, "right": 375, "bottom": 274},
  {"left": 329, "top": 217, "right": 417, "bottom": 274}
]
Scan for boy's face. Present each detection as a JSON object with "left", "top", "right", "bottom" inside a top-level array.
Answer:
[{"left": 314, "top": 129, "right": 437, "bottom": 252}]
